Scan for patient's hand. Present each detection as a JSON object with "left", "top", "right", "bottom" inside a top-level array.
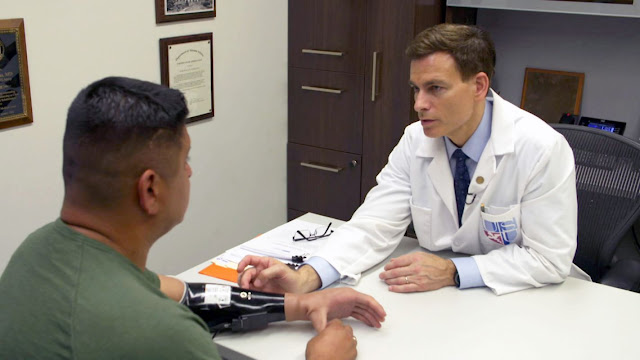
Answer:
[{"left": 285, "top": 287, "right": 386, "bottom": 332}]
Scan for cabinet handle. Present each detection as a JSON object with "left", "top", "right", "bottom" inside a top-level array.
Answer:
[
  {"left": 301, "top": 49, "right": 344, "bottom": 57},
  {"left": 300, "top": 162, "right": 343, "bottom": 173},
  {"left": 301, "top": 86, "right": 343, "bottom": 94},
  {"left": 371, "top": 51, "right": 379, "bottom": 102}
]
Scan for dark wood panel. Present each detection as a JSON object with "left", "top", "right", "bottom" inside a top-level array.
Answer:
[
  {"left": 289, "top": 0, "right": 367, "bottom": 73},
  {"left": 287, "top": 208, "right": 306, "bottom": 222},
  {"left": 289, "top": 68, "right": 364, "bottom": 154},
  {"left": 361, "top": 0, "right": 416, "bottom": 200},
  {"left": 360, "top": 0, "right": 444, "bottom": 201},
  {"left": 416, "top": 0, "right": 445, "bottom": 33},
  {"left": 288, "top": 143, "right": 361, "bottom": 221}
]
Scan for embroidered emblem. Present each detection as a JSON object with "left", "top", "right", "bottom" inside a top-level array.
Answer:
[{"left": 483, "top": 218, "right": 518, "bottom": 245}]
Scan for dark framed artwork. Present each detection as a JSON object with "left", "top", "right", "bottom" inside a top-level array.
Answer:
[
  {"left": 155, "top": 0, "right": 216, "bottom": 24},
  {"left": 520, "top": 68, "right": 585, "bottom": 124},
  {"left": 160, "top": 33, "right": 214, "bottom": 123},
  {"left": 0, "top": 18, "right": 33, "bottom": 130}
]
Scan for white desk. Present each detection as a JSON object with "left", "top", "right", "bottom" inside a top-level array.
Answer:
[{"left": 177, "top": 213, "right": 640, "bottom": 360}]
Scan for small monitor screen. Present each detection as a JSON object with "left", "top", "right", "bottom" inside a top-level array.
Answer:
[
  {"left": 579, "top": 116, "right": 626, "bottom": 135},
  {"left": 587, "top": 123, "right": 616, "bottom": 133}
]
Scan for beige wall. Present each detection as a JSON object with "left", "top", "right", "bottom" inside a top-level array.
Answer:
[{"left": 0, "top": 0, "right": 288, "bottom": 275}]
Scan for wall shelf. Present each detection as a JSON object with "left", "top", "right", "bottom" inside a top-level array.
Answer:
[{"left": 447, "top": 0, "right": 640, "bottom": 18}]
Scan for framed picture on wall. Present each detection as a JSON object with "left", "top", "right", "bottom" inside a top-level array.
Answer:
[
  {"left": 155, "top": 0, "right": 216, "bottom": 24},
  {"left": 0, "top": 18, "right": 33, "bottom": 130},
  {"left": 520, "top": 68, "right": 585, "bottom": 124},
  {"left": 160, "top": 33, "right": 214, "bottom": 123}
]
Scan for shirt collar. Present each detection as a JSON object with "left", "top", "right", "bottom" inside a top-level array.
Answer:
[{"left": 445, "top": 97, "right": 493, "bottom": 162}]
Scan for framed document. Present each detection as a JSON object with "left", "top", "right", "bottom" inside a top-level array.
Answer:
[
  {"left": 160, "top": 33, "right": 214, "bottom": 123},
  {"left": 520, "top": 68, "right": 584, "bottom": 124},
  {"left": 0, "top": 18, "right": 33, "bottom": 130},
  {"left": 155, "top": 0, "right": 216, "bottom": 24}
]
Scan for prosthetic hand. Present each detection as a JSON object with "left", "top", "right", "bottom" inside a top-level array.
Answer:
[{"left": 180, "top": 282, "right": 285, "bottom": 333}]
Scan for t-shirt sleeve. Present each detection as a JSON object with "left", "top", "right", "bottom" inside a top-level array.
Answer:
[{"left": 144, "top": 269, "right": 161, "bottom": 289}]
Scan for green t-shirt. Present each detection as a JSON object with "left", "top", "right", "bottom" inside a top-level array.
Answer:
[{"left": 0, "top": 219, "right": 221, "bottom": 360}]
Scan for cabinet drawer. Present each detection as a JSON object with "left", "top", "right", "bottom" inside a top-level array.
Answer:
[
  {"left": 288, "top": 143, "right": 361, "bottom": 221},
  {"left": 289, "top": 0, "right": 366, "bottom": 73},
  {"left": 289, "top": 68, "right": 363, "bottom": 154}
]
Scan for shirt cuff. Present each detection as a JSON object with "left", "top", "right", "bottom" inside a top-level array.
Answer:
[
  {"left": 451, "top": 257, "right": 486, "bottom": 289},
  {"left": 304, "top": 257, "right": 341, "bottom": 289}
]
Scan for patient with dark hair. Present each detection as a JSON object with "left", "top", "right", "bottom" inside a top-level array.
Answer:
[{"left": 0, "top": 77, "right": 385, "bottom": 360}]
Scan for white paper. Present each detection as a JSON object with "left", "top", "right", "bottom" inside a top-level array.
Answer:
[{"left": 217, "top": 218, "right": 333, "bottom": 265}]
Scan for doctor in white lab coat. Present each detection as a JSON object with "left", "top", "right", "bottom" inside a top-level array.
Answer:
[{"left": 238, "top": 24, "right": 588, "bottom": 296}]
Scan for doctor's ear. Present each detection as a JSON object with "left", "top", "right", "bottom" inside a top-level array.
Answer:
[{"left": 473, "top": 72, "right": 490, "bottom": 99}]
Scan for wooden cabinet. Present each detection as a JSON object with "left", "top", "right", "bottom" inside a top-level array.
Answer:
[
  {"left": 288, "top": 0, "right": 367, "bottom": 73},
  {"left": 288, "top": 0, "right": 444, "bottom": 221},
  {"left": 288, "top": 143, "right": 362, "bottom": 221},
  {"left": 289, "top": 68, "right": 363, "bottom": 153}
]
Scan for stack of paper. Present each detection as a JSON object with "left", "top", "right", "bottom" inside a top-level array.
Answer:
[{"left": 198, "top": 218, "right": 333, "bottom": 282}]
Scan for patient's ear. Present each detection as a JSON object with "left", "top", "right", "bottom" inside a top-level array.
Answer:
[{"left": 138, "top": 169, "right": 160, "bottom": 215}]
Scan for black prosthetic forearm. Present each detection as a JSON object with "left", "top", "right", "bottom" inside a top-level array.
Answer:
[{"left": 181, "top": 283, "right": 286, "bottom": 333}]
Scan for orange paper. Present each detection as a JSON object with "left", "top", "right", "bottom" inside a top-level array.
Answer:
[{"left": 198, "top": 263, "right": 239, "bottom": 283}]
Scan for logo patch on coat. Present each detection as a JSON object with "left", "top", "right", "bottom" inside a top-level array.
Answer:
[{"left": 483, "top": 218, "right": 517, "bottom": 245}]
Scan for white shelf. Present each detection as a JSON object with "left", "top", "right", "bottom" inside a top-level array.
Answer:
[{"left": 447, "top": 0, "right": 640, "bottom": 18}]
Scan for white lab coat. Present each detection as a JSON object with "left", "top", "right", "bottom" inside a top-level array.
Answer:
[{"left": 314, "top": 91, "right": 589, "bottom": 295}]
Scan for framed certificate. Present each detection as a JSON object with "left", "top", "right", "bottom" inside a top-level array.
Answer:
[
  {"left": 0, "top": 18, "right": 33, "bottom": 130},
  {"left": 155, "top": 0, "right": 216, "bottom": 24},
  {"left": 160, "top": 33, "right": 214, "bottom": 123}
]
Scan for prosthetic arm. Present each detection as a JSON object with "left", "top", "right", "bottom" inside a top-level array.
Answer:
[{"left": 180, "top": 282, "right": 286, "bottom": 333}]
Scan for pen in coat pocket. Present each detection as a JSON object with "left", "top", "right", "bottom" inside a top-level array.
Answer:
[{"left": 481, "top": 203, "right": 485, "bottom": 213}]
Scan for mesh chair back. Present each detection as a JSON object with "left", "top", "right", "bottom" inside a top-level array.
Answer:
[{"left": 552, "top": 124, "right": 640, "bottom": 282}]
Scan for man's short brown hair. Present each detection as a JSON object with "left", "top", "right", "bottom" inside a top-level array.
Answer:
[{"left": 406, "top": 23, "right": 496, "bottom": 82}]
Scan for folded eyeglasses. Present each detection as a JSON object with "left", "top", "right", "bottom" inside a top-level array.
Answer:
[{"left": 292, "top": 222, "right": 334, "bottom": 242}]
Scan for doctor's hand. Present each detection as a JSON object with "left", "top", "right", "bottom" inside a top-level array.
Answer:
[
  {"left": 285, "top": 287, "right": 386, "bottom": 332},
  {"left": 306, "top": 319, "right": 357, "bottom": 360},
  {"left": 237, "top": 255, "right": 321, "bottom": 294},
  {"left": 379, "top": 252, "right": 456, "bottom": 292}
]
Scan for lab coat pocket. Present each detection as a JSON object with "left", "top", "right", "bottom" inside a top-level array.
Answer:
[
  {"left": 410, "top": 198, "right": 433, "bottom": 247},
  {"left": 479, "top": 204, "right": 521, "bottom": 246}
]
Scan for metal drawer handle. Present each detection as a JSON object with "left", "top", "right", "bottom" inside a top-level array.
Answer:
[
  {"left": 300, "top": 162, "right": 343, "bottom": 173},
  {"left": 301, "top": 86, "right": 343, "bottom": 94},
  {"left": 302, "top": 49, "right": 344, "bottom": 57},
  {"left": 371, "top": 51, "right": 379, "bottom": 102}
]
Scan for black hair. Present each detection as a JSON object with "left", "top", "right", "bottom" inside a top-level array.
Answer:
[{"left": 62, "top": 77, "right": 188, "bottom": 205}]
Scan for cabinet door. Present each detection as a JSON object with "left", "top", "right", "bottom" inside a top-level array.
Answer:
[
  {"left": 289, "top": 0, "right": 367, "bottom": 74},
  {"left": 361, "top": 0, "right": 441, "bottom": 200},
  {"left": 288, "top": 143, "right": 361, "bottom": 221},
  {"left": 289, "top": 68, "right": 364, "bottom": 154}
]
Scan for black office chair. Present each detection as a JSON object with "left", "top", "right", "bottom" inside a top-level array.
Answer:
[{"left": 551, "top": 124, "right": 640, "bottom": 292}]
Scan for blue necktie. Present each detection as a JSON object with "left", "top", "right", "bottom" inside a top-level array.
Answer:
[{"left": 453, "top": 149, "right": 470, "bottom": 227}]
